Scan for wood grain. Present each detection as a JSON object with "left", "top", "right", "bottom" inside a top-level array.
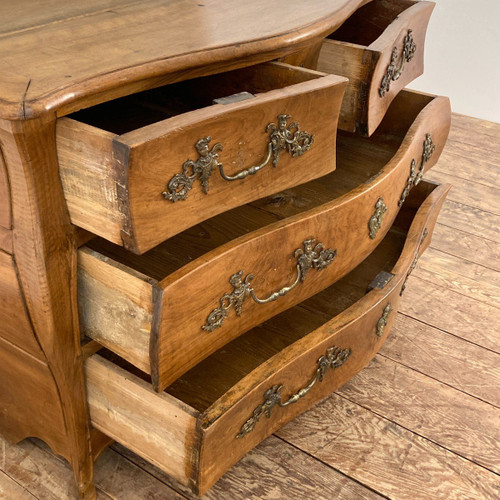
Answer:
[
  {"left": 317, "top": 0, "right": 434, "bottom": 135},
  {"left": 78, "top": 91, "right": 451, "bottom": 391},
  {"left": 429, "top": 223, "right": 500, "bottom": 271},
  {"left": 58, "top": 63, "right": 347, "bottom": 252},
  {"left": 0, "top": 336, "right": 67, "bottom": 462},
  {"left": 115, "top": 436, "right": 384, "bottom": 500},
  {"left": 401, "top": 275, "right": 500, "bottom": 353},
  {"left": 0, "top": 150, "right": 11, "bottom": 229},
  {"left": 337, "top": 356, "right": 500, "bottom": 474},
  {"left": 416, "top": 247, "right": 500, "bottom": 307},
  {"left": 438, "top": 200, "right": 500, "bottom": 243},
  {"left": 425, "top": 169, "right": 500, "bottom": 216},
  {"left": 277, "top": 394, "right": 500, "bottom": 500},
  {"left": 0, "top": 0, "right": 372, "bottom": 119},
  {"left": 0, "top": 116, "right": 95, "bottom": 498},
  {"left": 85, "top": 355, "right": 200, "bottom": 488},
  {"left": 0, "top": 470, "right": 36, "bottom": 500},
  {"left": 0, "top": 251, "right": 44, "bottom": 359},
  {"left": 381, "top": 314, "right": 500, "bottom": 407}
]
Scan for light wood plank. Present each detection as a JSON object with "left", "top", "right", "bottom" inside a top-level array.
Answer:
[
  {"left": 448, "top": 114, "right": 500, "bottom": 151},
  {"left": 0, "top": 470, "right": 36, "bottom": 500},
  {"left": 438, "top": 200, "right": 500, "bottom": 243},
  {"left": 381, "top": 314, "right": 500, "bottom": 408},
  {"left": 337, "top": 356, "right": 500, "bottom": 474},
  {"left": 425, "top": 169, "right": 500, "bottom": 216},
  {"left": 0, "top": 436, "right": 109, "bottom": 500},
  {"left": 400, "top": 275, "right": 500, "bottom": 353},
  {"left": 434, "top": 148, "right": 500, "bottom": 189},
  {"left": 278, "top": 394, "right": 500, "bottom": 500},
  {"left": 416, "top": 247, "right": 500, "bottom": 308},
  {"left": 113, "top": 437, "right": 383, "bottom": 500},
  {"left": 430, "top": 224, "right": 500, "bottom": 271}
]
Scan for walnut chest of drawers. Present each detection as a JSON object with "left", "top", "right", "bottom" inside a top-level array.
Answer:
[{"left": 0, "top": 1, "right": 450, "bottom": 498}]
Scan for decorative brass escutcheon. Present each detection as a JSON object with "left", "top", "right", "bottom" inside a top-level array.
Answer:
[
  {"left": 202, "top": 238, "right": 337, "bottom": 332},
  {"left": 399, "top": 134, "right": 436, "bottom": 206},
  {"left": 162, "top": 114, "right": 314, "bottom": 202},
  {"left": 236, "top": 345, "right": 351, "bottom": 438},
  {"left": 401, "top": 228, "right": 428, "bottom": 295},
  {"left": 376, "top": 303, "right": 393, "bottom": 337},
  {"left": 368, "top": 197, "right": 387, "bottom": 239},
  {"left": 379, "top": 30, "right": 417, "bottom": 97}
]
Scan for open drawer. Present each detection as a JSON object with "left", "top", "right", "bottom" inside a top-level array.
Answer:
[
  {"left": 317, "top": 0, "right": 434, "bottom": 136},
  {"left": 57, "top": 62, "right": 347, "bottom": 253},
  {"left": 78, "top": 89, "right": 450, "bottom": 391},
  {"left": 85, "top": 179, "right": 450, "bottom": 496}
]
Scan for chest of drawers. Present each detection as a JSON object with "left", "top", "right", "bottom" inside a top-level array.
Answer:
[{"left": 0, "top": 1, "right": 450, "bottom": 498}]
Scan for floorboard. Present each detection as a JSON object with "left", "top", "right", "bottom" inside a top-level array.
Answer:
[{"left": 1, "top": 113, "right": 499, "bottom": 499}]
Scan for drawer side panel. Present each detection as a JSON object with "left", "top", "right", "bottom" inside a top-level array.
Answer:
[{"left": 85, "top": 355, "right": 200, "bottom": 487}]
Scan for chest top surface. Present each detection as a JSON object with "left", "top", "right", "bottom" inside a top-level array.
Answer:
[{"left": 0, "top": 0, "right": 370, "bottom": 120}]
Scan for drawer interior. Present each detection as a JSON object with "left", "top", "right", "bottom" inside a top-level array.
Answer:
[
  {"left": 84, "top": 89, "right": 434, "bottom": 281},
  {"left": 97, "top": 181, "right": 429, "bottom": 413},
  {"left": 328, "top": 0, "right": 417, "bottom": 46},
  {"left": 68, "top": 62, "right": 324, "bottom": 135}
]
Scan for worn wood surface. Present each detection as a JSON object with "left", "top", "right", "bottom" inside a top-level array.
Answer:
[
  {"left": 1, "top": 113, "right": 496, "bottom": 499},
  {"left": 0, "top": 117, "right": 95, "bottom": 499},
  {"left": 57, "top": 63, "right": 347, "bottom": 252},
  {"left": 317, "top": 0, "right": 434, "bottom": 135},
  {"left": 0, "top": 0, "right": 372, "bottom": 120},
  {"left": 82, "top": 180, "right": 446, "bottom": 496},
  {"left": 78, "top": 90, "right": 450, "bottom": 391},
  {"left": 0, "top": 150, "right": 11, "bottom": 229}
]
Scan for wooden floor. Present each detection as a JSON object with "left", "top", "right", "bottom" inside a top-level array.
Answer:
[{"left": 1, "top": 113, "right": 499, "bottom": 500}]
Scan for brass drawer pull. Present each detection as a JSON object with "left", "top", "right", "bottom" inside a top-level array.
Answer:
[
  {"left": 163, "top": 114, "right": 314, "bottom": 202},
  {"left": 401, "top": 227, "right": 428, "bottom": 294},
  {"left": 236, "top": 345, "right": 351, "bottom": 438},
  {"left": 376, "top": 303, "right": 393, "bottom": 337},
  {"left": 379, "top": 30, "right": 417, "bottom": 97},
  {"left": 203, "top": 238, "right": 337, "bottom": 332},
  {"left": 399, "top": 134, "right": 436, "bottom": 206},
  {"left": 368, "top": 197, "right": 387, "bottom": 239}
]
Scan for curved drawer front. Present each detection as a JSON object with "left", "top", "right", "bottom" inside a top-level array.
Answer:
[
  {"left": 85, "top": 179, "right": 450, "bottom": 496},
  {"left": 78, "top": 91, "right": 450, "bottom": 391},
  {"left": 317, "top": 0, "right": 434, "bottom": 135},
  {"left": 58, "top": 62, "right": 347, "bottom": 254}
]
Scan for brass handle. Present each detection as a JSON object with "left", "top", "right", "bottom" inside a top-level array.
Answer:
[
  {"left": 400, "top": 227, "right": 428, "bottom": 295},
  {"left": 399, "top": 134, "right": 436, "bottom": 206},
  {"left": 203, "top": 238, "right": 337, "bottom": 332},
  {"left": 379, "top": 30, "right": 417, "bottom": 97},
  {"left": 163, "top": 114, "right": 314, "bottom": 202},
  {"left": 236, "top": 345, "right": 351, "bottom": 438}
]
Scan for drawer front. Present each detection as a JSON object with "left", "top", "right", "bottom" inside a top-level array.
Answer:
[
  {"left": 58, "top": 63, "right": 347, "bottom": 254},
  {"left": 198, "top": 182, "right": 450, "bottom": 493},
  {"left": 85, "top": 179, "right": 451, "bottom": 496},
  {"left": 317, "top": 0, "right": 434, "bottom": 135},
  {"left": 78, "top": 93, "right": 451, "bottom": 392}
]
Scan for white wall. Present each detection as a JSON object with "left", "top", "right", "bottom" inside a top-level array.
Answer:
[{"left": 408, "top": 0, "right": 500, "bottom": 123}]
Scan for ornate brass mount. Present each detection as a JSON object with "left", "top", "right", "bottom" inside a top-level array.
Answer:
[
  {"left": 399, "top": 134, "right": 436, "bottom": 206},
  {"left": 202, "top": 238, "right": 337, "bottom": 332},
  {"left": 401, "top": 227, "right": 428, "bottom": 295},
  {"left": 368, "top": 197, "right": 387, "bottom": 239},
  {"left": 379, "top": 30, "right": 417, "bottom": 97},
  {"left": 376, "top": 303, "right": 393, "bottom": 337},
  {"left": 236, "top": 345, "right": 351, "bottom": 438},
  {"left": 162, "top": 114, "right": 314, "bottom": 202}
]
